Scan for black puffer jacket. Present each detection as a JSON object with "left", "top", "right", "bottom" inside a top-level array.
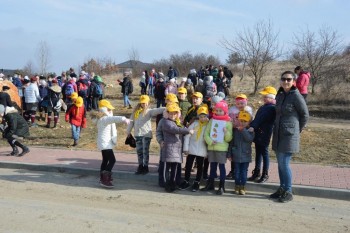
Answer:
[{"left": 3, "top": 107, "right": 30, "bottom": 138}]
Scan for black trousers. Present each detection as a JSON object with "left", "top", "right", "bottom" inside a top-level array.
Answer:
[
  {"left": 100, "top": 149, "right": 116, "bottom": 172},
  {"left": 162, "top": 162, "right": 179, "bottom": 184},
  {"left": 184, "top": 154, "right": 204, "bottom": 182}
]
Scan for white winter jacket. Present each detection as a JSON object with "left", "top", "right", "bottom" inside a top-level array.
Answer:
[
  {"left": 183, "top": 120, "right": 208, "bottom": 157},
  {"left": 24, "top": 83, "right": 41, "bottom": 103},
  {"left": 96, "top": 115, "right": 126, "bottom": 151}
]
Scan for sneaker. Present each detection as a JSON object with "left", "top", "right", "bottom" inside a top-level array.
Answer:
[
  {"left": 279, "top": 191, "right": 293, "bottom": 203},
  {"left": 128, "top": 105, "right": 133, "bottom": 109},
  {"left": 270, "top": 187, "right": 284, "bottom": 199},
  {"left": 135, "top": 165, "right": 143, "bottom": 175},
  {"left": 191, "top": 181, "right": 200, "bottom": 192},
  {"left": 234, "top": 185, "right": 240, "bottom": 195},
  {"left": 179, "top": 180, "right": 190, "bottom": 190}
]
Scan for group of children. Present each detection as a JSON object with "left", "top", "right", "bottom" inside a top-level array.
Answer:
[{"left": 98, "top": 82, "right": 277, "bottom": 195}]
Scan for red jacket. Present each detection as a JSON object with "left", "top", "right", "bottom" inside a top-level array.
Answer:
[
  {"left": 296, "top": 71, "right": 310, "bottom": 94},
  {"left": 65, "top": 105, "right": 87, "bottom": 128}
]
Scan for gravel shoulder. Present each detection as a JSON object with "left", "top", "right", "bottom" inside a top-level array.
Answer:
[{"left": 0, "top": 168, "right": 349, "bottom": 233}]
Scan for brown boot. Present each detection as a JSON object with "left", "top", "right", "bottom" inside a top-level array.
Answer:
[{"left": 100, "top": 171, "right": 114, "bottom": 189}]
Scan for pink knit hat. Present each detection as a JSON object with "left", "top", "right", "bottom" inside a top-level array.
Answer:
[{"left": 215, "top": 101, "right": 229, "bottom": 115}]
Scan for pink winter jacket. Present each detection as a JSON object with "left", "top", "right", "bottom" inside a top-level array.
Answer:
[{"left": 296, "top": 71, "right": 310, "bottom": 94}]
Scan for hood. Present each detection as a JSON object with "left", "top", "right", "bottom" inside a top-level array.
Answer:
[{"left": 5, "top": 106, "right": 18, "bottom": 115}]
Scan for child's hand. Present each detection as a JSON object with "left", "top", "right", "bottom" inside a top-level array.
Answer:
[
  {"left": 124, "top": 118, "right": 131, "bottom": 125},
  {"left": 160, "top": 142, "right": 164, "bottom": 148},
  {"left": 228, "top": 157, "right": 232, "bottom": 162},
  {"left": 212, "top": 140, "right": 217, "bottom": 145},
  {"left": 183, "top": 151, "right": 189, "bottom": 155},
  {"left": 189, "top": 129, "right": 195, "bottom": 135},
  {"left": 223, "top": 127, "right": 227, "bottom": 133},
  {"left": 248, "top": 127, "right": 254, "bottom": 132}
]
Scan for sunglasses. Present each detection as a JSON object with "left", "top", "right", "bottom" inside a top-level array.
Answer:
[{"left": 281, "top": 77, "right": 293, "bottom": 82}]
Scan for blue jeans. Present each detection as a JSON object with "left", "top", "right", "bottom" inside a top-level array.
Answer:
[
  {"left": 135, "top": 136, "right": 151, "bottom": 166},
  {"left": 71, "top": 124, "right": 81, "bottom": 141},
  {"left": 123, "top": 94, "right": 131, "bottom": 107},
  {"left": 234, "top": 162, "right": 249, "bottom": 186},
  {"left": 255, "top": 143, "right": 270, "bottom": 172},
  {"left": 148, "top": 84, "right": 154, "bottom": 96},
  {"left": 276, "top": 152, "right": 292, "bottom": 192}
]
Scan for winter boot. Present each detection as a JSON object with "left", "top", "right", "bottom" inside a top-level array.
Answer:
[
  {"left": 46, "top": 116, "right": 51, "bottom": 128},
  {"left": 216, "top": 180, "right": 226, "bottom": 195},
  {"left": 234, "top": 185, "right": 240, "bottom": 195},
  {"left": 257, "top": 170, "right": 269, "bottom": 183},
  {"left": 239, "top": 186, "right": 246, "bottom": 195},
  {"left": 142, "top": 165, "right": 149, "bottom": 175},
  {"left": 100, "top": 171, "right": 114, "bottom": 188},
  {"left": 270, "top": 187, "right": 284, "bottom": 199},
  {"left": 14, "top": 141, "right": 30, "bottom": 157},
  {"left": 8, "top": 146, "right": 19, "bottom": 156},
  {"left": 248, "top": 168, "right": 261, "bottom": 182},
  {"left": 72, "top": 140, "right": 78, "bottom": 147},
  {"left": 135, "top": 164, "right": 144, "bottom": 175},
  {"left": 53, "top": 116, "right": 59, "bottom": 128},
  {"left": 128, "top": 104, "right": 133, "bottom": 109},
  {"left": 200, "top": 178, "right": 214, "bottom": 191}
]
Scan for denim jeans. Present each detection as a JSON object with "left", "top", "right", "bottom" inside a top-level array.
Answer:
[
  {"left": 234, "top": 162, "right": 249, "bottom": 186},
  {"left": 255, "top": 143, "right": 270, "bottom": 172},
  {"left": 276, "top": 151, "right": 292, "bottom": 192},
  {"left": 71, "top": 124, "right": 81, "bottom": 141},
  {"left": 123, "top": 94, "right": 131, "bottom": 107},
  {"left": 135, "top": 136, "right": 152, "bottom": 166},
  {"left": 148, "top": 84, "right": 154, "bottom": 96}
]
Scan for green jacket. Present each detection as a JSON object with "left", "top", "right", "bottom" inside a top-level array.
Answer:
[
  {"left": 204, "top": 119, "right": 233, "bottom": 152},
  {"left": 179, "top": 99, "right": 191, "bottom": 121}
]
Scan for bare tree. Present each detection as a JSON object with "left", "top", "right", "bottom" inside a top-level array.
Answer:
[
  {"left": 128, "top": 47, "right": 141, "bottom": 76},
  {"left": 36, "top": 41, "right": 50, "bottom": 75},
  {"left": 220, "top": 20, "right": 281, "bottom": 94},
  {"left": 290, "top": 26, "right": 343, "bottom": 94},
  {"left": 22, "top": 60, "right": 36, "bottom": 76}
]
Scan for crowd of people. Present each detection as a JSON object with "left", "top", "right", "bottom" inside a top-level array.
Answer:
[{"left": 0, "top": 64, "right": 310, "bottom": 203}]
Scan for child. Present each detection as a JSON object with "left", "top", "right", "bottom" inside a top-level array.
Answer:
[
  {"left": 177, "top": 87, "right": 191, "bottom": 123},
  {"left": 229, "top": 111, "right": 254, "bottom": 195},
  {"left": 180, "top": 106, "right": 209, "bottom": 192},
  {"left": 227, "top": 93, "right": 253, "bottom": 180},
  {"left": 0, "top": 104, "right": 30, "bottom": 157},
  {"left": 248, "top": 86, "right": 276, "bottom": 183},
  {"left": 160, "top": 103, "right": 194, "bottom": 192},
  {"left": 65, "top": 96, "right": 87, "bottom": 147},
  {"left": 90, "top": 99, "right": 130, "bottom": 188},
  {"left": 126, "top": 95, "right": 165, "bottom": 175},
  {"left": 202, "top": 101, "right": 233, "bottom": 195}
]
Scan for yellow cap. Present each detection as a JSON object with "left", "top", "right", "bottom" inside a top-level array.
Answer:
[
  {"left": 197, "top": 106, "right": 209, "bottom": 115},
  {"left": 166, "top": 103, "right": 180, "bottom": 113},
  {"left": 139, "top": 95, "right": 150, "bottom": 104},
  {"left": 98, "top": 99, "right": 115, "bottom": 110},
  {"left": 259, "top": 86, "right": 277, "bottom": 96},
  {"left": 75, "top": 97, "right": 84, "bottom": 107},
  {"left": 70, "top": 92, "right": 78, "bottom": 100},
  {"left": 192, "top": 92, "right": 203, "bottom": 98},
  {"left": 236, "top": 94, "right": 247, "bottom": 100},
  {"left": 238, "top": 111, "right": 251, "bottom": 122},
  {"left": 177, "top": 87, "right": 187, "bottom": 94},
  {"left": 165, "top": 93, "right": 179, "bottom": 103}
]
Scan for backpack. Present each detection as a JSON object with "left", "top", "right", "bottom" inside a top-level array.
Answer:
[
  {"left": 78, "top": 82, "right": 88, "bottom": 97},
  {"left": 93, "top": 83, "right": 103, "bottom": 96},
  {"left": 65, "top": 83, "right": 74, "bottom": 96},
  {"left": 128, "top": 81, "right": 133, "bottom": 94},
  {"left": 203, "top": 81, "right": 214, "bottom": 102}
]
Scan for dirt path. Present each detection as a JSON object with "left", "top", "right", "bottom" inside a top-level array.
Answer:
[
  {"left": 0, "top": 168, "right": 349, "bottom": 233},
  {"left": 308, "top": 117, "right": 350, "bottom": 129}
]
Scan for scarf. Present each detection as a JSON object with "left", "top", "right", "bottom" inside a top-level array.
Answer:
[
  {"left": 134, "top": 107, "right": 143, "bottom": 120},
  {"left": 196, "top": 121, "right": 208, "bottom": 141},
  {"left": 212, "top": 114, "right": 231, "bottom": 121},
  {"left": 175, "top": 118, "right": 183, "bottom": 127}
]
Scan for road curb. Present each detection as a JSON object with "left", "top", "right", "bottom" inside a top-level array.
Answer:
[{"left": 0, "top": 161, "right": 349, "bottom": 201}]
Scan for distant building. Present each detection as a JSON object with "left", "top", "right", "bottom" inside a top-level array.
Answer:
[
  {"left": 0, "top": 69, "right": 16, "bottom": 78},
  {"left": 116, "top": 60, "right": 153, "bottom": 76}
]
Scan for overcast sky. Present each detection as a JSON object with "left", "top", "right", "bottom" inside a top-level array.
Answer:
[{"left": 1, "top": 0, "right": 349, "bottom": 74}]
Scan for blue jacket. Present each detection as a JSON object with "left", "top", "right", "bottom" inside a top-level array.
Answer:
[{"left": 250, "top": 103, "right": 276, "bottom": 146}]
